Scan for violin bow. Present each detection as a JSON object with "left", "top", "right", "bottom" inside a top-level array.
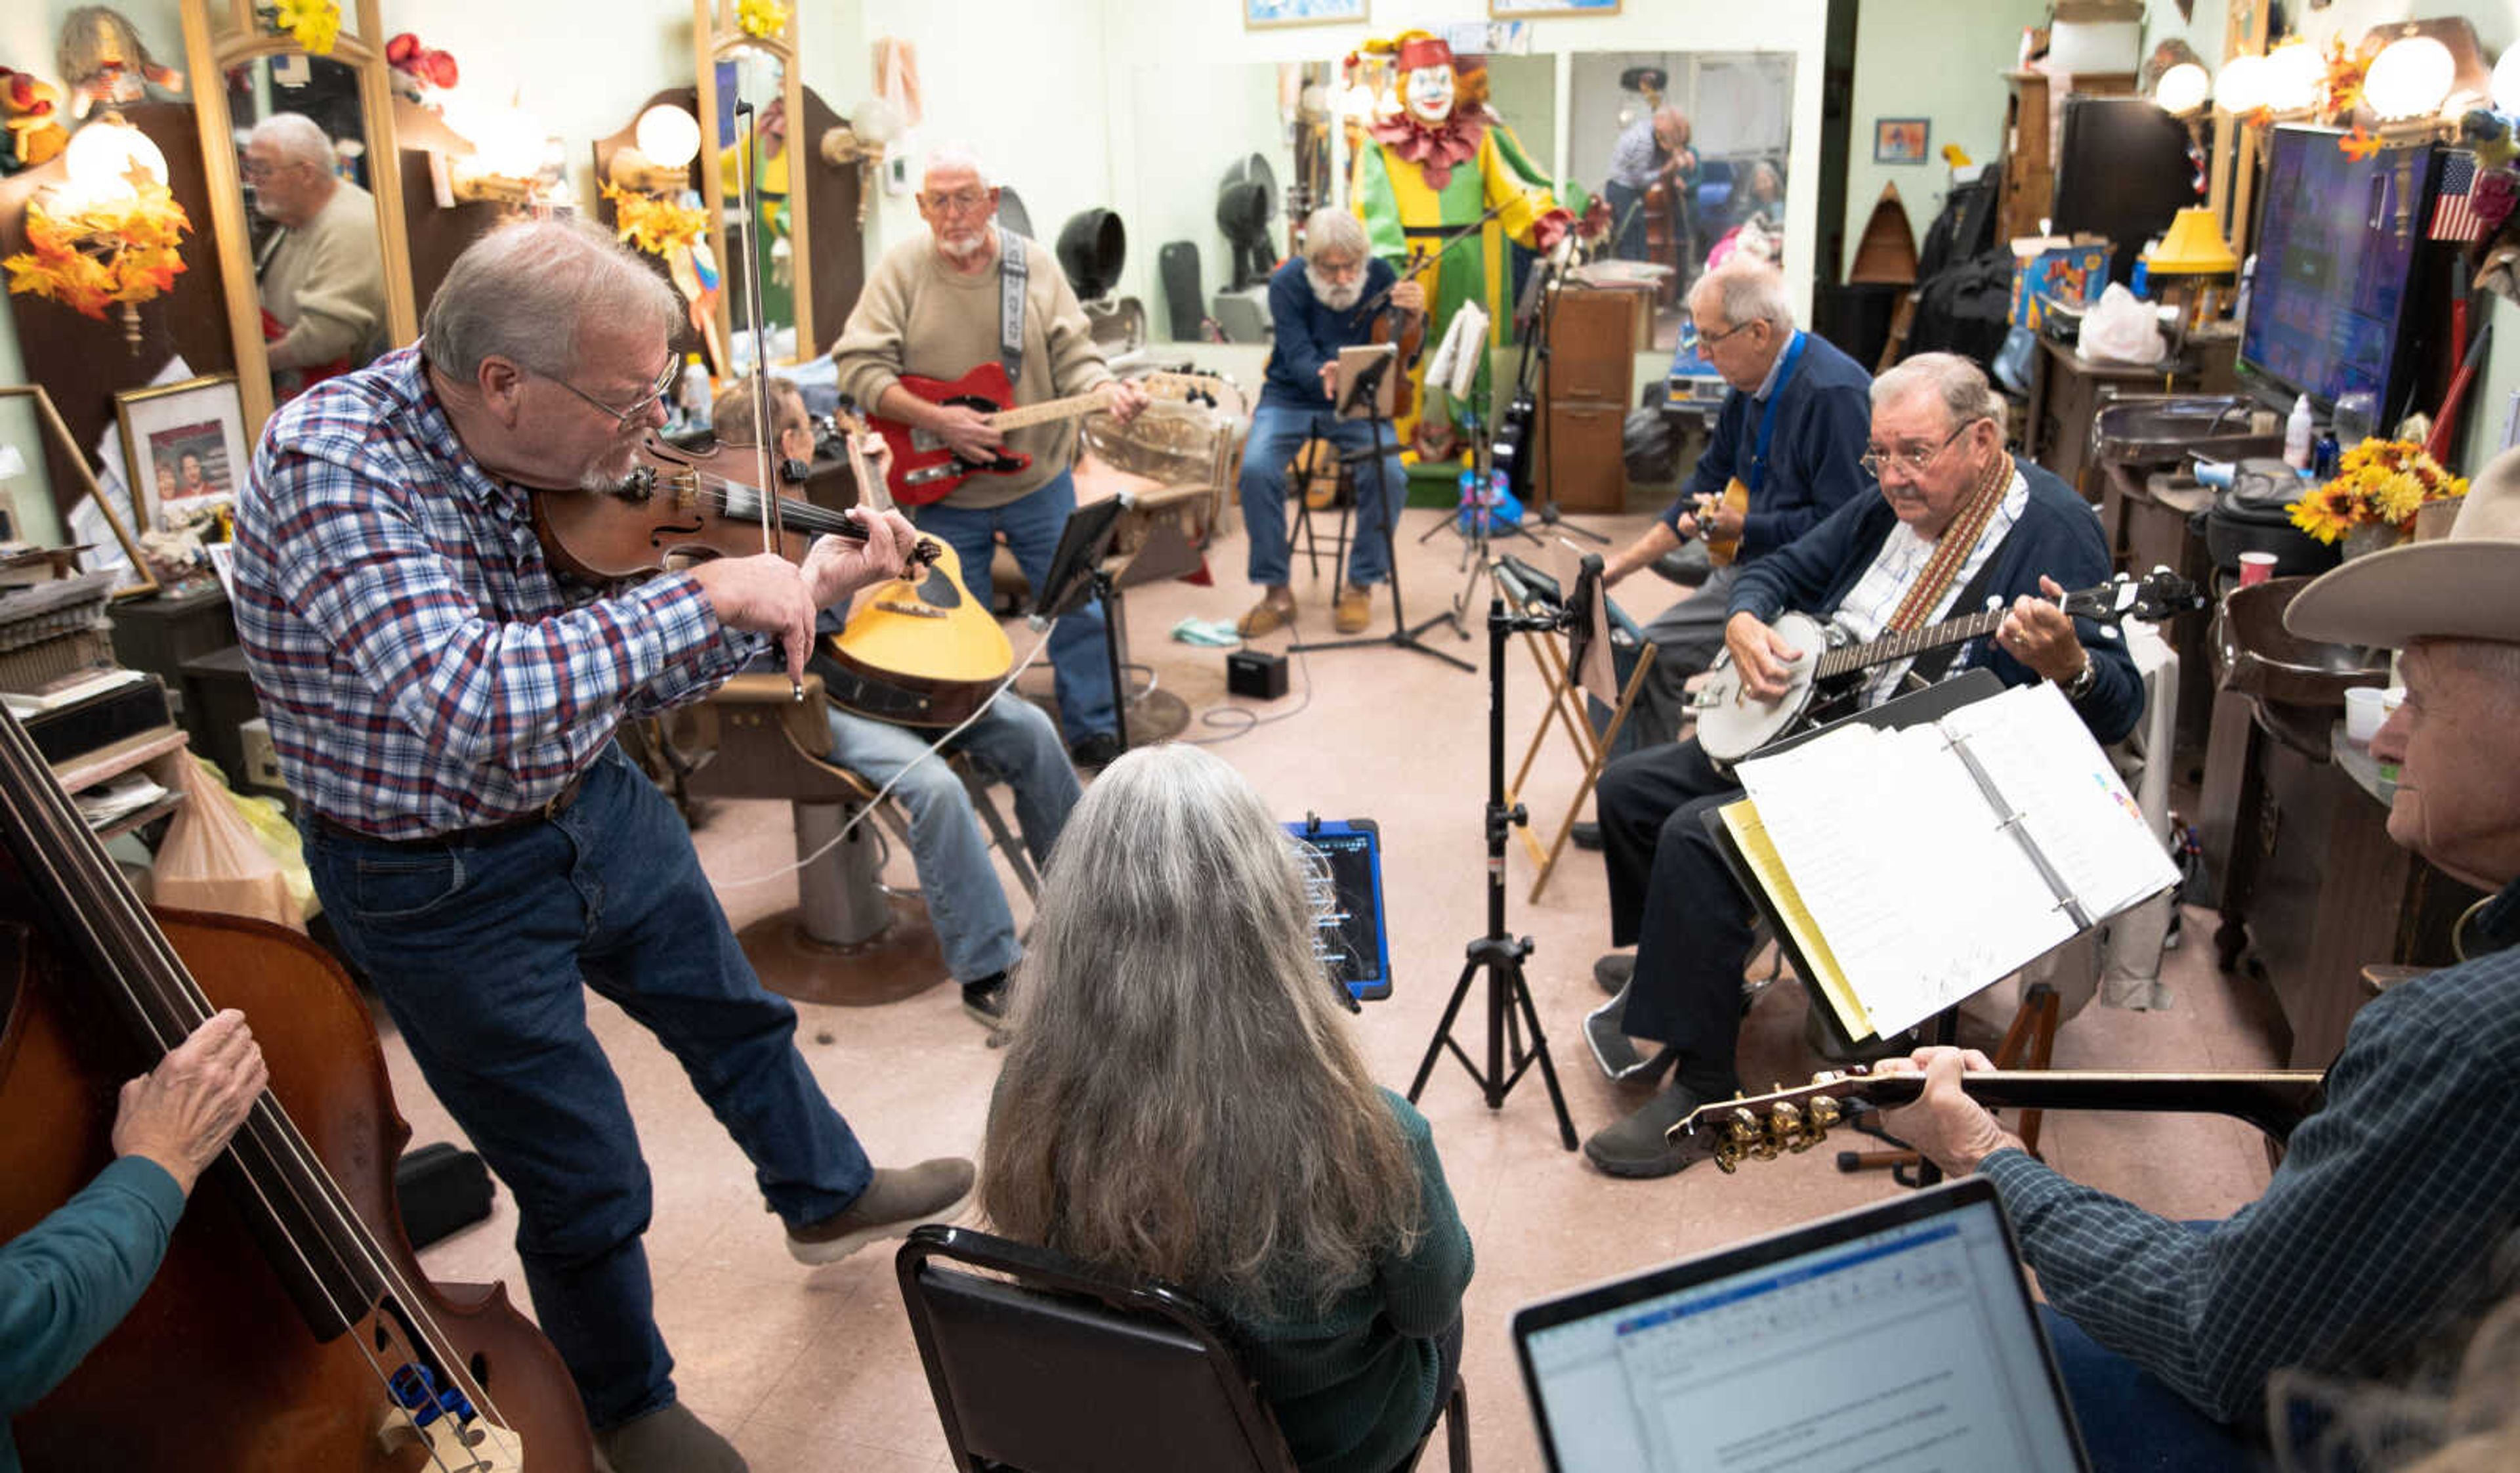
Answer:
[
  {"left": 1353, "top": 197, "right": 1513, "bottom": 317},
  {"left": 730, "top": 98, "right": 805, "bottom": 702}
]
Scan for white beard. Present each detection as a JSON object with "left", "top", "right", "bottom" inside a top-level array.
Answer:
[{"left": 1306, "top": 265, "right": 1364, "bottom": 311}]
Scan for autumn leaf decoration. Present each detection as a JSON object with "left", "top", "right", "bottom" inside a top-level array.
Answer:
[
  {"left": 600, "top": 181, "right": 707, "bottom": 257},
  {"left": 3, "top": 172, "right": 192, "bottom": 345}
]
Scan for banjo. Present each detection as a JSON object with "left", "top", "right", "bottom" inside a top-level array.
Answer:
[{"left": 1691, "top": 569, "right": 2203, "bottom": 763}]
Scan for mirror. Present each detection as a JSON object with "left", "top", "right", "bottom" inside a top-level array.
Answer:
[
  {"left": 694, "top": 0, "right": 813, "bottom": 373},
  {"left": 1571, "top": 51, "right": 1797, "bottom": 349},
  {"left": 180, "top": 0, "right": 419, "bottom": 440}
]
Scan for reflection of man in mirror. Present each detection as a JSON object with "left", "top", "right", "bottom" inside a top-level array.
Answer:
[
  {"left": 247, "top": 113, "right": 386, "bottom": 383},
  {"left": 1603, "top": 106, "right": 1695, "bottom": 269}
]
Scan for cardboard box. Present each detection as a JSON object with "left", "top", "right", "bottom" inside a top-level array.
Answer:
[{"left": 2009, "top": 234, "right": 2111, "bottom": 331}]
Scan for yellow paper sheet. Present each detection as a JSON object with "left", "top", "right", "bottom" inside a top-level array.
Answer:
[{"left": 1719, "top": 799, "right": 1874, "bottom": 1040}]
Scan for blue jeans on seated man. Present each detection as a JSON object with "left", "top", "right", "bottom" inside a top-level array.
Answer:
[
  {"left": 822, "top": 694, "right": 1079, "bottom": 983},
  {"left": 2042, "top": 1304, "right": 2270, "bottom": 1470},
  {"left": 296, "top": 743, "right": 875, "bottom": 1432},
  {"left": 910, "top": 467, "right": 1118, "bottom": 744},
  {"left": 1238, "top": 398, "right": 1411, "bottom": 590}
]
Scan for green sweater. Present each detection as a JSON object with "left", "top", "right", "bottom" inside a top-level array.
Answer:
[
  {"left": 1, "top": 1157, "right": 186, "bottom": 1472},
  {"left": 1217, "top": 1090, "right": 1473, "bottom": 1473}
]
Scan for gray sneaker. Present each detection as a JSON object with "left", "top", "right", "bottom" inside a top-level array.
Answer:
[
  {"left": 595, "top": 1401, "right": 747, "bottom": 1473},
  {"left": 1582, "top": 1083, "right": 1708, "bottom": 1179},
  {"left": 1584, "top": 981, "right": 1667, "bottom": 1082},
  {"left": 786, "top": 1158, "right": 975, "bottom": 1266}
]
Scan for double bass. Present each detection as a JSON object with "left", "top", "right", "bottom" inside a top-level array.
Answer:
[{"left": 0, "top": 704, "right": 595, "bottom": 1469}]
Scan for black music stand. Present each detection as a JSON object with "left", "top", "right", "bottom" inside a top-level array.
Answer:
[
  {"left": 1499, "top": 252, "right": 1608, "bottom": 545},
  {"left": 1288, "top": 351, "right": 1475, "bottom": 673},
  {"left": 1032, "top": 495, "right": 1134, "bottom": 752}
]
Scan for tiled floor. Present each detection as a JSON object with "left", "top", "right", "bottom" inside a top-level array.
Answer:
[{"left": 400, "top": 506, "right": 2280, "bottom": 1470}]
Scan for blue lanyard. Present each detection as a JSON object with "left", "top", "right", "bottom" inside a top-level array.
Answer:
[{"left": 1746, "top": 331, "right": 1807, "bottom": 494}]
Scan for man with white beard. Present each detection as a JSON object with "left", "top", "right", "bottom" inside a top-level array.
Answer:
[
  {"left": 831, "top": 146, "right": 1149, "bottom": 769},
  {"left": 1232, "top": 207, "right": 1427, "bottom": 639}
]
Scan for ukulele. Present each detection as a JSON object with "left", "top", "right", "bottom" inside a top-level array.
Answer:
[
  {"left": 814, "top": 412, "right": 1015, "bottom": 727},
  {"left": 867, "top": 366, "right": 1223, "bottom": 507},
  {"left": 1668, "top": 1064, "right": 2327, "bottom": 1174},
  {"left": 1692, "top": 570, "right": 2204, "bottom": 764}
]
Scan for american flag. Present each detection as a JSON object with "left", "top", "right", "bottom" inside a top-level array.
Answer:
[{"left": 2431, "top": 151, "right": 2488, "bottom": 242}]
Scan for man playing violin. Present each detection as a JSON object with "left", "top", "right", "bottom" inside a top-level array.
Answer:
[
  {"left": 830, "top": 144, "right": 1149, "bottom": 771},
  {"left": 1582, "top": 352, "right": 2141, "bottom": 1178},
  {"left": 232, "top": 220, "right": 967, "bottom": 1473},
  {"left": 1878, "top": 452, "right": 2520, "bottom": 1470},
  {"left": 1236, "top": 207, "right": 1425, "bottom": 639},
  {"left": 714, "top": 379, "right": 1080, "bottom": 1030},
  {"left": 1590, "top": 261, "right": 1873, "bottom": 761}
]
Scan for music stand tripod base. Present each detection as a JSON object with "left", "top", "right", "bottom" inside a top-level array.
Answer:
[{"left": 1288, "top": 387, "right": 1475, "bottom": 673}]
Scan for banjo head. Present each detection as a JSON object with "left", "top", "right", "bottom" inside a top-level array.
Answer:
[{"left": 1695, "top": 611, "right": 1827, "bottom": 763}]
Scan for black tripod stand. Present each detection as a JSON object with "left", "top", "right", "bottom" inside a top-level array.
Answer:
[
  {"left": 1407, "top": 593, "right": 1579, "bottom": 1149},
  {"left": 1289, "top": 354, "right": 1474, "bottom": 673},
  {"left": 1497, "top": 250, "right": 1608, "bottom": 545}
]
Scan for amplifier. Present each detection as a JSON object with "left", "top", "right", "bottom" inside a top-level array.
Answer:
[{"left": 1227, "top": 649, "right": 1288, "bottom": 700}]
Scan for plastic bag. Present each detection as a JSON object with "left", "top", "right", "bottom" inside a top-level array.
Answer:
[
  {"left": 2074, "top": 282, "right": 2166, "bottom": 366},
  {"left": 152, "top": 755, "right": 306, "bottom": 931}
]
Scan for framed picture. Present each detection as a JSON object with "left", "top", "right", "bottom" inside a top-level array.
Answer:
[
  {"left": 1245, "top": 0, "right": 1369, "bottom": 28},
  {"left": 1490, "top": 0, "right": 1620, "bottom": 16},
  {"left": 115, "top": 374, "right": 249, "bottom": 532},
  {"left": 0, "top": 383, "right": 158, "bottom": 599},
  {"left": 1874, "top": 117, "right": 1931, "bottom": 165}
]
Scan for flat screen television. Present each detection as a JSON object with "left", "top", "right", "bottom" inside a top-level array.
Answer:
[
  {"left": 2050, "top": 96, "right": 2200, "bottom": 287},
  {"left": 2239, "top": 125, "right": 2443, "bottom": 418}
]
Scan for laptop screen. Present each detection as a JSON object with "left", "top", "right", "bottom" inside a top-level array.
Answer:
[{"left": 1514, "top": 1180, "right": 2087, "bottom": 1472}]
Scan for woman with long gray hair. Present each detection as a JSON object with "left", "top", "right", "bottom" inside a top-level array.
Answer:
[{"left": 980, "top": 744, "right": 1471, "bottom": 1473}]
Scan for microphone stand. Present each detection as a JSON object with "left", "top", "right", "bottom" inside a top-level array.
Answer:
[{"left": 1503, "top": 245, "right": 1608, "bottom": 545}]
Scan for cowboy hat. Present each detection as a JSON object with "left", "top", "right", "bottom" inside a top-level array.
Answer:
[{"left": 2286, "top": 444, "right": 2520, "bottom": 649}]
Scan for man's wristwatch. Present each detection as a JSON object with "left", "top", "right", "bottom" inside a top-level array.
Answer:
[{"left": 2062, "top": 658, "right": 2099, "bottom": 700}]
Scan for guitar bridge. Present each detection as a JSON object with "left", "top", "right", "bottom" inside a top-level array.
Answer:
[{"left": 873, "top": 601, "right": 947, "bottom": 620}]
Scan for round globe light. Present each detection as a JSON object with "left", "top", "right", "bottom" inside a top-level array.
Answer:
[
  {"left": 2154, "top": 62, "right": 2212, "bottom": 117},
  {"left": 2261, "top": 42, "right": 2323, "bottom": 114},
  {"left": 63, "top": 117, "right": 169, "bottom": 203},
  {"left": 2364, "top": 36, "right": 2455, "bottom": 121},
  {"left": 853, "top": 97, "right": 904, "bottom": 146},
  {"left": 2492, "top": 43, "right": 2520, "bottom": 115},
  {"left": 2214, "top": 53, "right": 2269, "bottom": 115},
  {"left": 634, "top": 104, "right": 701, "bottom": 169}
]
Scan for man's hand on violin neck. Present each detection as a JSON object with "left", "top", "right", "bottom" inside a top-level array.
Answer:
[
  {"left": 689, "top": 554, "right": 820, "bottom": 683},
  {"left": 803, "top": 509, "right": 921, "bottom": 607},
  {"left": 1391, "top": 280, "right": 1427, "bottom": 314}
]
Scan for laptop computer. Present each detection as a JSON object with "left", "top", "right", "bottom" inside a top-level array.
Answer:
[{"left": 1512, "top": 1178, "right": 2090, "bottom": 1472}]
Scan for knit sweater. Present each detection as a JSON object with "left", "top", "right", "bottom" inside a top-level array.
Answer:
[
  {"left": 1, "top": 1157, "right": 186, "bottom": 1472},
  {"left": 1259, "top": 255, "right": 1399, "bottom": 412},
  {"left": 1727, "top": 461, "right": 2145, "bottom": 744},
  {"left": 262, "top": 180, "right": 387, "bottom": 371},
  {"left": 1668, "top": 330, "right": 1874, "bottom": 562},
  {"left": 830, "top": 232, "right": 1112, "bottom": 509}
]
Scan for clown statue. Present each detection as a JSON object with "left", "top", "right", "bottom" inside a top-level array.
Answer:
[{"left": 1353, "top": 30, "right": 1573, "bottom": 454}]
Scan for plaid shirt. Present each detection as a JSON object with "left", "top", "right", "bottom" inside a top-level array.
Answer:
[
  {"left": 232, "top": 348, "right": 761, "bottom": 838},
  {"left": 1983, "top": 877, "right": 2520, "bottom": 1424}
]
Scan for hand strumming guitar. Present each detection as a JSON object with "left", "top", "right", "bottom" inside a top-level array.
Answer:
[
  {"left": 1721, "top": 610, "right": 1805, "bottom": 702},
  {"left": 925, "top": 402, "right": 1003, "bottom": 464}
]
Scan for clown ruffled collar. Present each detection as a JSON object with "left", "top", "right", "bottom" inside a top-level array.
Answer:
[{"left": 1368, "top": 106, "right": 1494, "bottom": 190}]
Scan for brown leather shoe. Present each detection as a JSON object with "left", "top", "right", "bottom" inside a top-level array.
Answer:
[
  {"left": 1334, "top": 584, "right": 1374, "bottom": 633},
  {"left": 1238, "top": 593, "right": 1295, "bottom": 638},
  {"left": 786, "top": 1159, "right": 975, "bottom": 1266}
]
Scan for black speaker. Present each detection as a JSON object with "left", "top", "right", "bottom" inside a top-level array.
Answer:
[
  {"left": 1227, "top": 649, "right": 1289, "bottom": 700},
  {"left": 396, "top": 1143, "right": 495, "bottom": 1250}
]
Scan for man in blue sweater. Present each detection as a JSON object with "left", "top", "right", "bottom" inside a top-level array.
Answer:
[
  {"left": 1597, "top": 261, "right": 1874, "bottom": 757},
  {"left": 1584, "top": 353, "right": 2143, "bottom": 1176},
  {"left": 1236, "top": 208, "right": 1426, "bottom": 639}
]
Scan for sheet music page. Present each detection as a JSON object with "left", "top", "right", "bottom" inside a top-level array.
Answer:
[
  {"left": 1719, "top": 800, "right": 1873, "bottom": 1039},
  {"left": 1935, "top": 683, "right": 2179, "bottom": 921},
  {"left": 1739, "top": 720, "right": 2076, "bottom": 1038}
]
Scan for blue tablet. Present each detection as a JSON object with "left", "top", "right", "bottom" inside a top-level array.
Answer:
[{"left": 1287, "top": 817, "right": 1393, "bottom": 1002}]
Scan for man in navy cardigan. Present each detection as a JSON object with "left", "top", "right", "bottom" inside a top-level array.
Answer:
[
  {"left": 1584, "top": 352, "right": 2143, "bottom": 1178},
  {"left": 1597, "top": 262, "right": 1874, "bottom": 754},
  {"left": 1234, "top": 209, "right": 1427, "bottom": 639}
]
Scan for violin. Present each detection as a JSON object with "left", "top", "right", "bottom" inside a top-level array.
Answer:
[{"left": 1370, "top": 247, "right": 1433, "bottom": 419}]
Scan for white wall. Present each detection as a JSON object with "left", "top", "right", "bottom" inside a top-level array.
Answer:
[{"left": 1841, "top": 0, "right": 2048, "bottom": 280}]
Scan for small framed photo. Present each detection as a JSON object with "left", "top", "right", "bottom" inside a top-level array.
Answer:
[
  {"left": 115, "top": 374, "right": 249, "bottom": 532},
  {"left": 1245, "top": 0, "right": 1369, "bottom": 27},
  {"left": 1874, "top": 117, "right": 1931, "bottom": 165},
  {"left": 1490, "top": 0, "right": 1620, "bottom": 15}
]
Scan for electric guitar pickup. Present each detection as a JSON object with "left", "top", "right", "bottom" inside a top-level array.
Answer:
[
  {"left": 1693, "top": 568, "right": 2204, "bottom": 763},
  {"left": 868, "top": 364, "right": 1223, "bottom": 507},
  {"left": 1668, "top": 1064, "right": 2329, "bottom": 1174}
]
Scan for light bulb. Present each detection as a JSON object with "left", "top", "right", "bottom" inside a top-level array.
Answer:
[
  {"left": 2365, "top": 36, "right": 2455, "bottom": 121},
  {"left": 2262, "top": 42, "right": 2322, "bottom": 114},
  {"left": 62, "top": 117, "right": 168, "bottom": 204},
  {"left": 852, "top": 97, "right": 904, "bottom": 146},
  {"left": 2154, "top": 62, "right": 2212, "bottom": 117},
  {"left": 2214, "top": 53, "right": 2269, "bottom": 116},
  {"left": 634, "top": 104, "right": 700, "bottom": 169}
]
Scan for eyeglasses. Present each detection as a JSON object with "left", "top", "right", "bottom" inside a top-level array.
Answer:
[
  {"left": 545, "top": 356, "right": 682, "bottom": 432},
  {"left": 919, "top": 188, "right": 997, "bottom": 217},
  {"left": 1310, "top": 255, "right": 1365, "bottom": 280},
  {"left": 1696, "top": 318, "right": 1759, "bottom": 349},
  {"left": 241, "top": 157, "right": 299, "bottom": 181},
  {"left": 1860, "top": 419, "right": 1984, "bottom": 479}
]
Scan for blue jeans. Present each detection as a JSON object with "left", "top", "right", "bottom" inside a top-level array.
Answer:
[
  {"left": 822, "top": 695, "right": 1078, "bottom": 983},
  {"left": 1603, "top": 178, "right": 1649, "bottom": 261},
  {"left": 1238, "top": 398, "right": 1409, "bottom": 590},
  {"left": 298, "top": 745, "right": 873, "bottom": 1432},
  {"left": 2042, "top": 1271, "right": 2269, "bottom": 1470},
  {"left": 912, "top": 470, "right": 1117, "bottom": 742}
]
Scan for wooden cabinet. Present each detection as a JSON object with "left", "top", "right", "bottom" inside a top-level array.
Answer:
[
  {"left": 1997, "top": 70, "right": 2137, "bottom": 244},
  {"left": 1535, "top": 286, "right": 1639, "bottom": 513}
]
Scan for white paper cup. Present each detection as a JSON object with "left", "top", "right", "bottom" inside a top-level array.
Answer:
[{"left": 2344, "top": 685, "right": 2387, "bottom": 744}]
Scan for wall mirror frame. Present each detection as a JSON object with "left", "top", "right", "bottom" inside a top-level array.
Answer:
[
  {"left": 180, "top": 0, "right": 420, "bottom": 440},
  {"left": 693, "top": 0, "right": 815, "bottom": 371}
]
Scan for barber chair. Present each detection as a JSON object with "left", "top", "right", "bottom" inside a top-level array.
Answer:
[{"left": 658, "top": 673, "right": 1035, "bottom": 1006}]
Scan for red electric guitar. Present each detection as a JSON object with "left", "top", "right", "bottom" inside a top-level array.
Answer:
[{"left": 868, "top": 364, "right": 1223, "bottom": 506}]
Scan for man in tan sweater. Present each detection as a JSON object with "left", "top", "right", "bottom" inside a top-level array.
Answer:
[
  {"left": 830, "top": 146, "right": 1147, "bottom": 767},
  {"left": 247, "top": 113, "right": 386, "bottom": 383}
]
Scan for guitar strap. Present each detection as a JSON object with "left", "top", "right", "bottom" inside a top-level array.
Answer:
[
  {"left": 998, "top": 226, "right": 1028, "bottom": 387},
  {"left": 1885, "top": 450, "right": 2014, "bottom": 635}
]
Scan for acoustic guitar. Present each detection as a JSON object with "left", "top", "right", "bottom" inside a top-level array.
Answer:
[
  {"left": 1668, "top": 1064, "right": 2328, "bottom": 1174},
  {"left": 1692, "top": 570, "right": 2204, "bottom": 764},
  {"left": 814, "top": 412, "right": 1015, "bottom": 727},
  {"left": 868, "top": 365, "right": 1223, "bottom": 507}
]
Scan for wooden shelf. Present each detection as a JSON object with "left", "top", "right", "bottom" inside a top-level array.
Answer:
[{"left": 52, "top": 723, "right": 189, "bottom": 797}]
